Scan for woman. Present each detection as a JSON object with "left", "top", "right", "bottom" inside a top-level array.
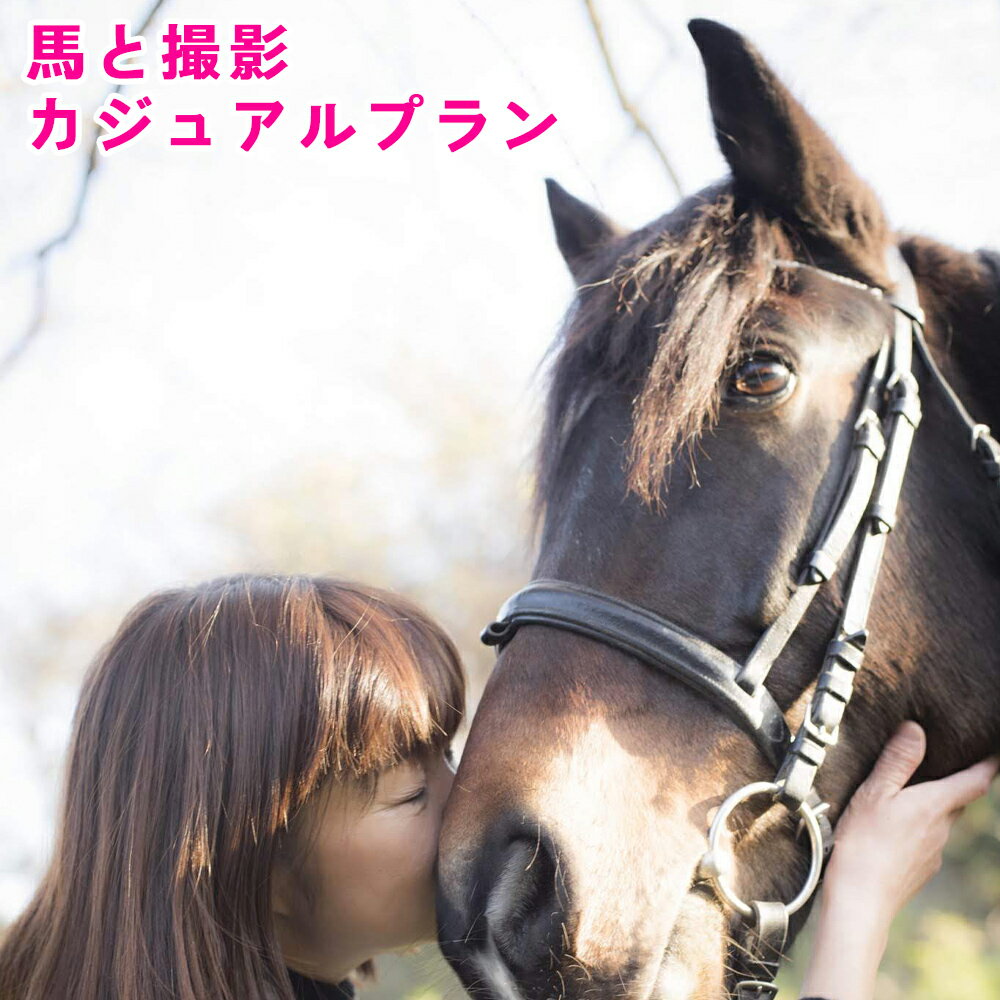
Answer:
[
  {"left": 0, "top": 574, "right": 465, "bottom": 1000},
  {"left": 0, "top": 573, "right": 994, "bottom": 999}
]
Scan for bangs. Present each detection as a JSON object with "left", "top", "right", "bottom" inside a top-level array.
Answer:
[{"left": 312, "top": 579, "right": 466, "bottom": 782}]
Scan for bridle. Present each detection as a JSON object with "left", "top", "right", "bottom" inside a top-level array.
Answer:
[{"left": 481, "top": 246, "right": 1000, "bottom": 998}]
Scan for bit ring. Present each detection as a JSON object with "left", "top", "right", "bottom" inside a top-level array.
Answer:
[{"left": 700, "top": 781, "right": 825, "bottom": 919}]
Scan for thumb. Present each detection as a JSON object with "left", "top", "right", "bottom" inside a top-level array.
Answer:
[{"left": 865, "top": 721, "right": 926, "bottom": 794}]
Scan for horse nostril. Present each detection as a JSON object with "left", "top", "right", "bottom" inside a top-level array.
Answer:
[{"left": 486, "top": 834, "right": 563, "bottom": 976}]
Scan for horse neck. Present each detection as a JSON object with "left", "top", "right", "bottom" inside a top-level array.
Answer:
[
  {"left": 905, "top": 237, "right": 1000, "bottom": 427},
  {"left": 875, "top": 239, "right": 1000, "bottom": 775}
]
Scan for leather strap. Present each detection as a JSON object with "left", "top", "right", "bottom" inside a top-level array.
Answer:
[
  {"left": 777, "top": 259, "right": 924, "bottom": 808},
  {"left": 482, "top": 579, "right": 792, "bottom": 768},
  {"left": 734, "top": 901, "right": 788, "bottom": 1000},
  {"left": 911, "top": 319, "right": 1000, "bottom": 532},
  {"left": 736, "top": 340, "right": 890, "bottom": 694}
]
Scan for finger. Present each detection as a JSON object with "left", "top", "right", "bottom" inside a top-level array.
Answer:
[
  {"left": 933, "top": 756, "right": 999, "bottom": 811},
  {"left": 865, "top": 721, "right": 926, "bottom": 794}
]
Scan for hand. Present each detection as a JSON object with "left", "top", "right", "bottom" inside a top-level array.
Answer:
[{"left": 799, "top": 721, "right": 998, "bottom": 1000}]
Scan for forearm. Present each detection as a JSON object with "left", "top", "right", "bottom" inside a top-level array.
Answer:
[{"left": 798, "top": 885, "right": 890, "bottom": 1000}]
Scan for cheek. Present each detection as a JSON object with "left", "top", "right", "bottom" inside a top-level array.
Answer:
[
  {"left": 316, "top": 813, "right": 440, "bottom": 939},
  {"left": 378, "top": 812, "right": 439, "bottom": 892}
]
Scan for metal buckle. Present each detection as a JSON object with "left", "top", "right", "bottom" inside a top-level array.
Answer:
[
  {"left": 698, "top": 781, "right": 825, "bottom": 919},
  {"left": 802, "top": 710, "right": 840, "bottom": 750},
  {"left": 735, "top": 980, "right": 779, "bottom": 999}
]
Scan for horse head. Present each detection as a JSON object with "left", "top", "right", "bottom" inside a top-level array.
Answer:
[{"left": 439, "top": 19, "right": 1000, "bottom": 999}]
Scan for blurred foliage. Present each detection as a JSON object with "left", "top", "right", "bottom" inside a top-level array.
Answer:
[
  {"left": 361, "top": 948, "right": 463, "bottom": 1000},
  {"left": 211, "top": 347, "right": 536, "bottom": 714}
]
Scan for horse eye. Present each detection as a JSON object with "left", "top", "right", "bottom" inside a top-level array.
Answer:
[{"left": 726, "top": 355, "right": 794, "bottom": 402}]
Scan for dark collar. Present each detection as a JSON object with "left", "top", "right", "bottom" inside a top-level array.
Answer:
[{"left": 287, "top": 968, "right": 354, "bottom": 999}]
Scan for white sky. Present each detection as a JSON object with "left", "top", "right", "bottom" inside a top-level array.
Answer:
[{"left": 1, "top": 0, "right": 999, "bottom": 921}]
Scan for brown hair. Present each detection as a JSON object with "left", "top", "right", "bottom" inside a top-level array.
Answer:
[{"left": 0, "top": 574, "right": 464, "bottom": 1000}]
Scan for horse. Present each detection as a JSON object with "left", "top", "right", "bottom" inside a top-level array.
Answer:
[{"left": 436, "top": 18, "right": 1000, "bottom": 1000}]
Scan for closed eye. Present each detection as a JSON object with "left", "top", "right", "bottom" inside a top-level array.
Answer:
[{"left": 393, "top": 786, "right": 428, "bottom": 807}]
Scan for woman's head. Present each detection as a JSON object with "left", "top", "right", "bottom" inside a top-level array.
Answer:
[{"left": 0, "top": 574, "right": 464, "bottom": 1000}]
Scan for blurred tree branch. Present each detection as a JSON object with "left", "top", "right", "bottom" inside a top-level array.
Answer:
[
  {"left": 582, "top": 0, "right": 683, "bottom": 199},
  {"left": 0, "top": 0, "right": 168, "bottom": 384},
  {"left": 627, "top": 0, "right": 680, "bottom": 57}
]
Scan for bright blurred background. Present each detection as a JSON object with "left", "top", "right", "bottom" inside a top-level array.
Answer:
[{"left": 2, "top": 1, "right": 999, "bottom": 997}]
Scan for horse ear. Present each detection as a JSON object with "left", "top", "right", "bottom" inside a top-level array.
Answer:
[
  {"left": 688, "top": 19, "right": 888, "bottom": 270},
  {"left": 546, "top": 178, "right": 624, "bottom": 282}
]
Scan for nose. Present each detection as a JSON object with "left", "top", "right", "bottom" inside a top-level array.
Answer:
[
  {"left": 487, "top": 831, "right": 565, "bottom": 979},
  {"left": 438, "top": 821, "right": 566, "bottom": 995}
]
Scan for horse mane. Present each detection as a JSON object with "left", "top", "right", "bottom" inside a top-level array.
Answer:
[{"left": 537, "top": 187, "right": 797, "bottom": 514}]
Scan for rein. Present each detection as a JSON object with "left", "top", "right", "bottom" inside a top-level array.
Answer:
[{"left": 482, "top": 247, "right": 1000, "bottom": 998}]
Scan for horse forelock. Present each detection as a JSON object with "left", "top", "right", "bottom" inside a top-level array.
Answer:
[{"left": 536, "top": 187, "right": 797, "bottom": 521}]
